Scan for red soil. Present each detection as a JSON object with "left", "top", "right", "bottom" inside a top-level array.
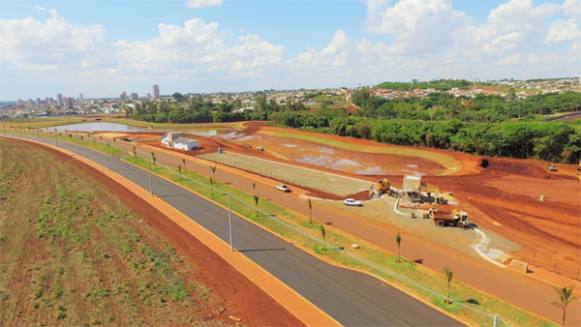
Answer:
[
  {"left": 425, "top": 157, "right": 581, "bottom": 279},
  {"left": 132, "top": 123, "right": 580, "bottom": 281},
  {"left": 30, "top": 141, "right": 303, "bottom": 327}
]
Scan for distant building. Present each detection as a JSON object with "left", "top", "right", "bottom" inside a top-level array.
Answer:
[
  {"left": 57, "top": 93, "right": 64, "bottom": 106},
  {"left": 161, "top": 132, "right": 199, "bottom": 151},
  {"left": 64, "top": 97, "right": 74, "bottom": 108},
  {"left": 152, "top": 84, "right": 160, "bottom": 99},
  {"left": 120, "top": 91, "right": 128, "bottom": 100},
  {"left": 130, "top": 92, "right": 139, "bottom": 100},
  {"left": 79, "top": 93, "right": 84, "bottom": 102}
]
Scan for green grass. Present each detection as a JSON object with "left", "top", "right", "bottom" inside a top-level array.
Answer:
[{"left": 102, "top": 117, "right": 245, "bottom": 131}]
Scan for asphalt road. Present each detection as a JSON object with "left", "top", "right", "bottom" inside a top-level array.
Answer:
[{"left": 14, "top": 135, "right": 461, "bottom": 327}]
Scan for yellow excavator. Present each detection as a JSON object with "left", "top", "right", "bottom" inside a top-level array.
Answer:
[{"left": 375, "top": 178, "right": 391, "bottom": 195}]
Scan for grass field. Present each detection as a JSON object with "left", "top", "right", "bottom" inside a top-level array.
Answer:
[
  {"left": 259, "top": 129, "right": 464, "bottom": 175},
  {"left": 0, "top": 139, "right": 228, "bottom": 326},
  {"left": 0, "top": 117, "right": 85, "bottom": 128},
  {"left": 102, "top": 117, "right": 246, "bottom": 131},
  {"left": 199, "top": 152, "right": 371, "bottom": 197}
]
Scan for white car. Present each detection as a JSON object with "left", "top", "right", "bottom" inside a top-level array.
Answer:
[
  {"left": 276, "top": 184, "right": 290, "bottom": 192},
  {"left": 343, "top": 198, "right": 362, "bottom": 207},
  {"left": 256, "top": 146, "right": 264, "bottom": 151}
]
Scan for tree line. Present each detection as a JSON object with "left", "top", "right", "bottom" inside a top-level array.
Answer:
[
  {"left": 271, "top": 109, "right": 581, "bottom": 163},
  {"left": 352, "top": 89, "right": 581, "bottom": 122}
]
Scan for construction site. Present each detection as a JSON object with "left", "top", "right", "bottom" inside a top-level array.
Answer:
[
  {"left": 43, "top": 119, "right": 581, "bottom": 325},
  {"left": 69, "top": 121, "right": 578, "bottom": 280}
]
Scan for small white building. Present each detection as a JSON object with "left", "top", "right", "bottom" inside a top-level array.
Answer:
[
  {"left": 403, "top": 175, "right": 422, "bottom": 193},
  {"left": 161, "top": 132, "right": 199, "bottom": 151}
]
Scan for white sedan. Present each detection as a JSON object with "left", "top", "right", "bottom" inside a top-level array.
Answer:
[
  {"left": 276, "top": 184, "right": 290, "bottom": 192},
  {"left": 343, "top": 198, "right": 362, "bottom": 207}
]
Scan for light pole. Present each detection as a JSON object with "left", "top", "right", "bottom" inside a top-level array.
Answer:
[
  {"left": 226, "top": 192, "right": 233, "bottom": 251},
  {"left": 148, "top": 161, "right": 153, "bottom": 196}
]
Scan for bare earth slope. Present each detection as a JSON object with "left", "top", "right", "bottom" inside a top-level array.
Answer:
[{"left": 0, "top": 138, "right": 300, "bottom": 326}]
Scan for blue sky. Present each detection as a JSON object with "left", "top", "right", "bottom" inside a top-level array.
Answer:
[{"left": 0, "top": 0, "right": 579, "bottom": 100}]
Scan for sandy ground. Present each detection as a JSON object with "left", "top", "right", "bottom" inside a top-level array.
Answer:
[{"left": 1, "top": 138, "right": 302, "bottom": 326}]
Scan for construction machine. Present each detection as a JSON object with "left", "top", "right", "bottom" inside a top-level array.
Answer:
[
  {"left": 375, "top": 178, "right": 391, "bottom": 195},
  {"left": 428, "top": 207, "right": 469, "bottom": 228}
]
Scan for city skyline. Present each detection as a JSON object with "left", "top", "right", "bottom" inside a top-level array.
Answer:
[{"left": 1, "top": 0, "right": 580, "bottom": 101}]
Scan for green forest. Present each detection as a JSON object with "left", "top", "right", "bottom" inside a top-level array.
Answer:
[{"left": 129, "top": 90, "right": 581, "bottom": 163}]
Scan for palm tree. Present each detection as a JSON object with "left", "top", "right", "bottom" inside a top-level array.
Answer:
[
  {"left": 320, "top": 224, "right": 327, "bottom": 250},
  {"left": 150, "top": 152, "right": 157, "bottom": 167},
  {"left": 209, "top": 176, "right": 214, "bottom": 197},
  {"left": 396, "top": 232, "right": 402, "bottom": 263},
  {"left": 554, "top": 286, "right": 576, "bottom": 326},
  {"left": 253, "top": 194, "right": 260, "bottom": 218},
  {"left": 444, "top": 267, "right": 454, "bottom": 304},
  {"left": 307, "top": 197, "right": 313, "bottom": 224}
]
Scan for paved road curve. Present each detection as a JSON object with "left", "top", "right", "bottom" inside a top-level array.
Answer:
[{"left": 15, "top": 136, "right": 461, "bottom": 326}]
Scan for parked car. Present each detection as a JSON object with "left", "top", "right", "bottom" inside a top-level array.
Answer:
[
  {"left": 276, "top": 184, "right": 290, "bottom": 192},
  {"left": 256, "top": 146, "right": 264, "bottom": 151},
  {"left": 343, "top": 198, "right": 362, "bottom": 207}
]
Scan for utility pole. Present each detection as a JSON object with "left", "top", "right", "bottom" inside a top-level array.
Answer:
[
  {"left": 107, "top": 153, "right": 111, "bottom": 170},
  {"left": 148, "top": 162, "right": 153, "bottom": 196},
  {"left": 227, "top": 193, "right": 233, "bottom": 251}
]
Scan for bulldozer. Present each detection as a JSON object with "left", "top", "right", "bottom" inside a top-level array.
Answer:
[{"left": 428, "top": 207, "right": 469, "bottom": 228}]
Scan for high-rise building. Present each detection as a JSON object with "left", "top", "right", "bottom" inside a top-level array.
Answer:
[
  {"left": 152, "top": 84, "right": 160, "bottom": 99},
  {"left": 57, "top": 93, "right": 64, "bottom": 106},
  {"left": 120, "top": 91, "right": 128, "bottom": 100},
  {"left": 130, "top": 93, "right": 139, "bottom": 100},
  {"left": 65, "top": 97, "right": 74, "bottom": 108},
  {"left": 79, "top": 93, "right": 84, "bottom": 102}
]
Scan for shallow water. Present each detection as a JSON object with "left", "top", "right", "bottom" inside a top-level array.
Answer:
[{"left": 44, "top": 122, "right": 144, "bottom": 133}]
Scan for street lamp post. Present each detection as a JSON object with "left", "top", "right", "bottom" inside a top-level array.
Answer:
[
  {"left": 148, "top": 162, "right": 153, "bottom": 196},
  {"left": 227, "top": 193, "right": 233, "bottom": 251}
]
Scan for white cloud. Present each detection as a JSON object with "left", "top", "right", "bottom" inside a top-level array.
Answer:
[
  {"left": 295, "top": 30, "right": 349, "bottom": 67},
  {"left": 564, "top": 0, "right": 581, "bottom": 19},
  {"left": 366, "top": 0, "right": 470, "bottom": 54},
  {"left": 0, "top": 9, "right": 106, "bottom": 72},
  {"left": 2, "top": 1, "right": 581, "bottom": 99},
  {"left": 114, "top": 18, "right": 283, "bottom": 77},
  {"left": 546, "top": 18, "right": 581, "bottom": 43},
  {"left": 186, "top": 0, "right": 223, "bottom": 9}
]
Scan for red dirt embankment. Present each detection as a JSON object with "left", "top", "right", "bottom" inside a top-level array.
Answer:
[{"left": 31, "top": 141, "right": 303, "bottom": 327}]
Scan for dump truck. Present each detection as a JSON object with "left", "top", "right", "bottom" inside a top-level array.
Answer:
[{"left": 428, "top": 207, "right": 469, "bottom": 228}]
